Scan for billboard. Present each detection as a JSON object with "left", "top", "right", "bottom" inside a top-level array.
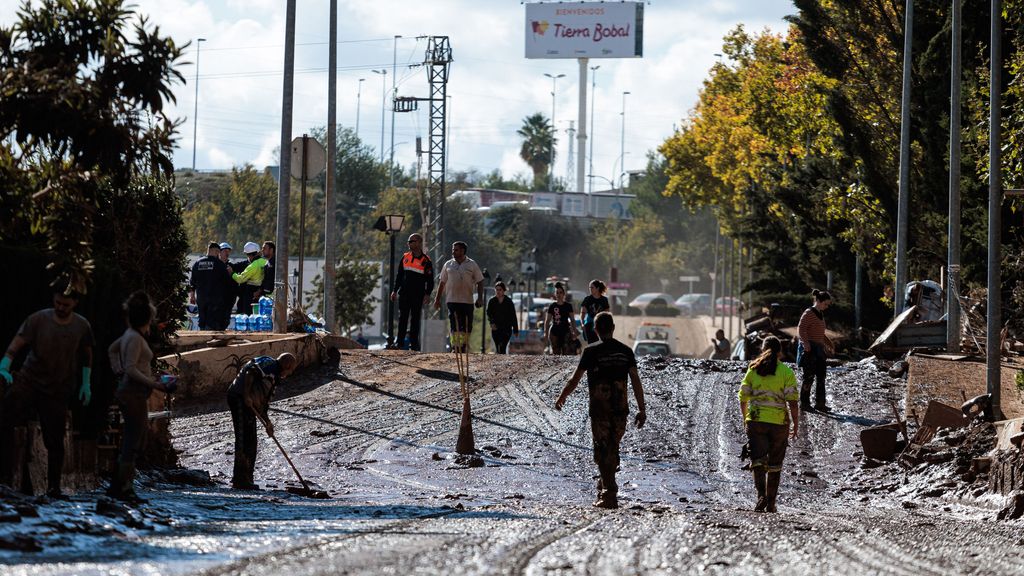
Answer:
[{"left": 525, "top": 1, "right": 643, "bottom": 59}]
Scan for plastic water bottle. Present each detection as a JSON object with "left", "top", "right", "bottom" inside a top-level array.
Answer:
[
  {"left": 260, "top": 314, "right": 271, "bottom": 331},
  {"left": 249, "top": 314, "right": 260, "bottom": 332},
  {"left": 259, "top": 296, "right": 273, "bottom": 316},
  {"left": 227, "top": 315, "right": 236, "bottom": 331},
  {"left": 236, "top": 314, "right": 248, "bottom": 332}
]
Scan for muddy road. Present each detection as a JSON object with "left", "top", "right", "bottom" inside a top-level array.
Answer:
[{"left": 4, "top": 347, "right": 1024, "bottom": 575}]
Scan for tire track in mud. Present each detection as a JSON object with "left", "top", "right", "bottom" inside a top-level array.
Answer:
[{"left": 511, "top": 513, "right": 605, "bottom": 576}]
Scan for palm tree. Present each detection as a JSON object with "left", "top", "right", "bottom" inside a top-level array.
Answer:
[{"left": 517, "top": 113, "right": 555, "bottom": 190}]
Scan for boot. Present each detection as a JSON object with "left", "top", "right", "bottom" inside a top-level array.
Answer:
[
  {"left": 765, "top": 471, "right": 781, "bottom": 513},
  {"left": 753, "top": 469, "right": 767, "bottom": 512}
]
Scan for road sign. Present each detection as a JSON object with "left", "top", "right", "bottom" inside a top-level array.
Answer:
[
  {"left": 679, "top": 275, "right": 700, "bottom": 282},
  {"left": 608, "top": 282, "right": 631, "bottom": 289},
  {"left": 708, "top": 272, "right": 717, "bottom": 281},
  {"left": 521, "top": 262, "right": 536, "bottom": 275},
  {"left": 290, "top": 136, "right": 327, "bottom": 180},
  {"left": 608, "top": 288, "right": 628, "bottom": 297}
]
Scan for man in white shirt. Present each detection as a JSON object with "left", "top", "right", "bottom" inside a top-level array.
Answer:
[{"left": 433, "top": 241, "right": 484, "bottom": 353}]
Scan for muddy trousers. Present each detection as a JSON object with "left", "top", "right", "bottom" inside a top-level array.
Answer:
[
  {"left": 110, "top": 390, "right": 149, "bottom": 496},
  {"left": 0, "top": 377, "right": 68, "bottom": 494},
  {"left": 591, "top": 418, "right": 627, "bottom": 500},
  {"left": 747, "top": 421, "right": 788, "bottom": 512},
  {"left": 800, "top": 360, "right": 827, "bottom": 408},
  {"left": 396, "top": 300, "right": 424, "bottom": 351},
  {"left": 228, "top": 393, "right": 258, "bottom": 486}
]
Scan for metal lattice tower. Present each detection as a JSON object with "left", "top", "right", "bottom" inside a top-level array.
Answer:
[{"left": 424, "top": 36, "right": 452, "bottom": 265}]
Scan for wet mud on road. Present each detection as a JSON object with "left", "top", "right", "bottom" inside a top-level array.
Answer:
[{"left": 4, "top": 350, "right": 1024, "bottom": 575}]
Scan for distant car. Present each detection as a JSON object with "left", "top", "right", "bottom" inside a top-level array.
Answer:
[
  {"left": 715, "top": 296, "right": 744, "bottom": 315},
  {"left": 628, "top": 292, "right": 675, "bottom": 312},
  {"left": 633, "top": 340, "right": 672, "bottom": 357},
  {"left": 675, "top": 293, "right": 712, "bottom": 316}
]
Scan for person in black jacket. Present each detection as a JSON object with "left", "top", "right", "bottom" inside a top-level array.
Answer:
[
  {"left": 189, "top": 242, "right": 231, "bottom": 330},
  {"left": 390, "top": 233, "right": 434, "bottom": 350},
  {"left": 486, "top": 281, "right": 519, "bottom": 354},
  {"left": 257, "top": 240, "right": 276, "bottom": 300}
]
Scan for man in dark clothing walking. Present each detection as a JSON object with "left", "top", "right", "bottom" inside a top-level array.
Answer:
[
  {"left": 190, "top": 242, "right": 231, "bottom": 330},
  {"left": 227, "top": 353, "right": 297, "bottom": 490},
  {"left": 0, "top": 288, "right": 94, "bottom": 498},
  {"left": 390, "top": 233, "right": 433, "bottom": 351},
  {"left": 555, "top": 312, "right": 646, "bottom": 509}
]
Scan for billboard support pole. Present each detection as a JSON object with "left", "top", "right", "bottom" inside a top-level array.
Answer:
[{"left": 576, "top": 58, "right": 588, "bottom": 194}]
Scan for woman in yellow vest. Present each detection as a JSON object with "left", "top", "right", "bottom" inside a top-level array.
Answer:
[{"left": 738, "top": 336, "right": 799, "bottom": 512}]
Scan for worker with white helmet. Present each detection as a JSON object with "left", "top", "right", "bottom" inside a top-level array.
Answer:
[{"left": 231, "top": 241, "right": 268, "bottom": 314}]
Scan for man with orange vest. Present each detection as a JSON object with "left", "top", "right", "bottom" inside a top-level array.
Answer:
[{"left": 390, "top": 233, "right": 434, "bottom": 350}]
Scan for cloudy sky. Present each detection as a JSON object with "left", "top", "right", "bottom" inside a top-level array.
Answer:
[{"left": 1, "top": 0, "right": 795, "bottom": 189}]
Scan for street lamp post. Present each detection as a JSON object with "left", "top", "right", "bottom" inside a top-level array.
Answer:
[
  {"left": 588, "top": 65, "right": 599, "bottom": 194},
  {"left": 389, "top": 35, "right": 401, "bottom": 187},
  {"left": 481, "top": 269, "right": 492, "bottom": 354},
  {"left": 375, "top": 214, "right": 405, "bottom": 348},
  {"left": 619, "top": 91, "right": 630, "bottom": 189},
  {"left": 191, "top": 37, "right": 206, "bottom": 171},
  {"left": 544, "top": 72, "right": 565, "bottom": 191},
  {"left": 372, "top": 69, "right": 387, "bottom": 165},
  {"left": 356, "top": 78, "right": 365, "bottom": 138}
]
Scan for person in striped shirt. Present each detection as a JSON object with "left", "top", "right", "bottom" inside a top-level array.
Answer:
[
  {"left": 738, "top": 336, "right": 799, "bottom": 513},
  {"left": 796, "top": 289, "right": 833, "bottom": 412}
]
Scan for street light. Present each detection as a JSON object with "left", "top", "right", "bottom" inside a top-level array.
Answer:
[
  {"left": 587, "top": 173, "right": 614, "bottom": 190},
  {"left": 619, "top": 91, "right": 630, "bottom": 189},
  {"left": 389, "top": 35, "right": 402, "bottom": 187},
  {"left": 372, "top": 69, "right": 387, "bottom": 165},
  {"left": 588, "top": 65, "right": 599, "bottom": 194},
  {"left": 356, "top": 78, "right": 365, "bottom": 138},
  {"left": 544, "top": 72, "right": 566, "bottom": 191},
  {"left": 374, "top": 214, "right": 405, "bottom": 348},
  {"left": 191, "top": 37, "right": 206, "bottom": 171},
  {"left": 481, "top": 269, "right": 491, "bottom": 354},
  {"left": 517, "top": 280, "right": 528, "bottom": 330}
]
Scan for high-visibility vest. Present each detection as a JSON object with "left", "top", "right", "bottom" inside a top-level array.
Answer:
[{"left": 402, "top": 252, "right": 430, "bottom": 275}]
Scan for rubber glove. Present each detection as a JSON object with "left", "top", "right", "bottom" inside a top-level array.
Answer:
[
  {"left": 0, "top": 356, "right": 12, "bottom": 385},
  {"left": 78, "top": 367, "right": 92, "bottom": 406}
]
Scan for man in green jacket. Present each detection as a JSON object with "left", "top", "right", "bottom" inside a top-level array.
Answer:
[{"left": 232, "top": 241, "right": 267, "bottom": 314}]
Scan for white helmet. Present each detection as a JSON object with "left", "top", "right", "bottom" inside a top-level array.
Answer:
[{"left": 243, "top": 241, "right": 260, "bottom": 254}]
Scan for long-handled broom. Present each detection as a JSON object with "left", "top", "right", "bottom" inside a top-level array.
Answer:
[{"left": 454, "top": 316, "right": 475, "bottom": 455}]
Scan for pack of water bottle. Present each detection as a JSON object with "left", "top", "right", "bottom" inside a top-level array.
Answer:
[{"left": 232, "top": 312, "right": 271, "bottom": 332}]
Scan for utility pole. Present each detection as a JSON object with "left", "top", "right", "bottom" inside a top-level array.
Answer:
[
  {"left": 543, "top": 72, "right": 565, "bottom": 191},
  {"left": 389, "top": 35, "right": 401, "bottom": 187},
  {"left": 986, "top": 0, "right": 1003, "bottom": 418},
  {"left": 588, "top": 64, "right": 599, "bottom": 194},
  {"left": 894, "top": 0, "right": 914, "bottom": 316},
  {"left": 324, "top": 0, "right": 338, "bottom": 332},
  {"left": 273, "top": 0, "right": 296, "bottom": 333},
  {"left": 947, "top": 0, "right": 962, "bottom": 352},
  {"left": 191, "top": 37, "right": 206, "bottom": 171},
  {"left": 356, "top": 78, "right": 365, "bottom": 138},
  {"left": 565, "top": 121, "right": 575, "bottom": 185}
]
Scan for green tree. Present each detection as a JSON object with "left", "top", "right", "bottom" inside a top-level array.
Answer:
[
  {"left": 308, "top": 251, "right": 380, "bottom": 335},
  {"left": 0, "top": 0, "right": 185, "bottom": 293},
  {"left": 517, "top": 113, "right": 555, "bottom": 190}
]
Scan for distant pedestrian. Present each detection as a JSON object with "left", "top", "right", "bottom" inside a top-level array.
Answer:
[
  {"left": 231, "top": 242, "right": 268, "bottom": 314},
  {"left": 709, "top": 329, "right": 731, "bottom": 360},
  {"left": 555, "top": 312, "right": 646, "bottom": 509},
  {"left": 391, "top": 233, "right": 434, "bottom": 350},
  {"left": 433, "top": 241, "right": 484, "bottom": 353},
  {"left": 219, "top": 242, "right": 239, "bottom": 326},
  {"left": 106, "top": 291, "right": 176, "bottom": 503},
  {"left": 544, "top": 282, "right": 578, "bottom": 355},
  {"left": 189, "top": 242, "right": 231, "bottom": 330},
  {"left": 738, "top": 336, "right": 799, "bottom": 513},
  {"left": 257, "top": 241, "right": 276, "bottom": 300},
  {"left": 796, "top": 289, "right": 833, "bottom": 412},
  {"left": 228, "top": 353, "right": 297, "bottom": 490},
  {"left": 0, "top": 286, "right": 94, "bottom": 498},
  {"left": 486, "top": 281, "right": 519, "bottom": 354},
  {"left": 579, "top": 279, "right": 610, "bottom": 344}
]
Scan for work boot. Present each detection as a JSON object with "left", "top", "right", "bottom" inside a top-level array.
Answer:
[
  {"left": 765, "top": 471, "right": 782, "bottom": 513},
  {"left": 593, "top": 489, "right": 618, "bottom": 509},
  {"left": 753, "top": 469, "right": 767, "bottom": 512},
  {"left": 815, "top": 404, "right": 832, "bottom": 413}
]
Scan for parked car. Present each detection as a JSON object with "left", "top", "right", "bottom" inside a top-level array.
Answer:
[
  {"left": 627, "top": 292, "right": 675, "bottom": 312},
  {"left": 715, "top": 296, "right": 744, "bottom": 315},
  {"left": 633, "top": 340, "right": 672, "bottom": 357},
  {"left": 674, "top": 293, "right": 712, "bottom": 316}
]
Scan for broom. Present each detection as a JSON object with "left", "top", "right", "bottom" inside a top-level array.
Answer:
[{"left": 454, "top": 315, "right": 475, "bottom": 455}]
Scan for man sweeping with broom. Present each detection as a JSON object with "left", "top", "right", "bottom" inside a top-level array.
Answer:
[
  {"left": 228, "top": 352, "right": 297, "bottom": 490},
  {"left": 555, "top": 312, "right": 646, "bottom": 509}
]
